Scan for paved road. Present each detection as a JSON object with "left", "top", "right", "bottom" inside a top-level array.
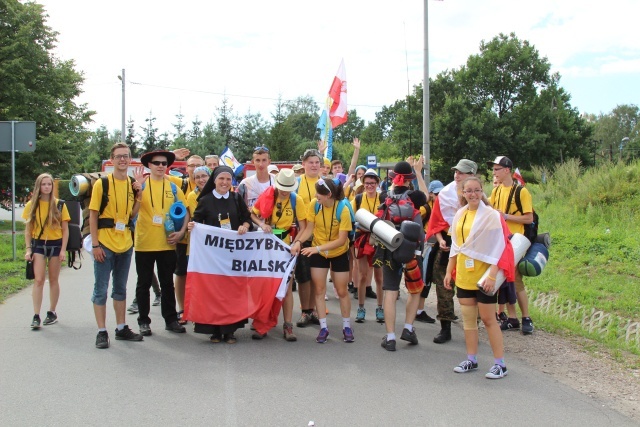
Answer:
[{"left": 0, "top": 251, "right": 635, "bottom": 426}]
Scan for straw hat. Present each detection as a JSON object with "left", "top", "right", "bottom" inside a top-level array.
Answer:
[{"left": 274, "top": 168, "right": 299, "bottom": 192}]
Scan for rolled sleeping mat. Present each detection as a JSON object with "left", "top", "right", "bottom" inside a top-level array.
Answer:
[
  {"left": 392, "top": 220, "right": 425, "bottom": 263},
  {"left": 355, "top": 208, "right": 403, "bottom": 251},
  {"left": 169, "top": 201, "right": 187, "bottom": 231},
  {"left": 477, "top": 233, "right": 531, "bottom": 296},
  {"left": 518, "top": 243, "right": 549, "bottom": 277},
  {"left": 69, "top": 174, "right": 90, "bottom": 197},
  {"left": 535, "top": 232, "right": 551, "bottom": 248}
]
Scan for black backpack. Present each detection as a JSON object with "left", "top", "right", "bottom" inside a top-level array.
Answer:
[
  {"left": 506, "top": 184, "right": 539, "bottom": 244},
  {"left": 57, "top": 200, "right": 83, "bottom": 270}
]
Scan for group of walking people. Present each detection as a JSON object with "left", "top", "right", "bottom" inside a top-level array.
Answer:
[{"left": 23, "top": 140, "right": 535, "bottom": 380}]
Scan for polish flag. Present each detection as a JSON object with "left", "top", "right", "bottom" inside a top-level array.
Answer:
[
  {"left": 184, "top": 224, "right": 297, "bottom": 335},
  {"left": 328, "top": 59, "right": 348, "bottom": 127},
  {"left": 514, "top": 168, "right": 526, "bottom": 186}
]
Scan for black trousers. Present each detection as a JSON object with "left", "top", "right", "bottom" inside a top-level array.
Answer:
[{"left": 135, "top": 250, "right": 178, "bottom": 325}]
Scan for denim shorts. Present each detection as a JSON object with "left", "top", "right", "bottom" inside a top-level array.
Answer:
[
  {"left": 91, "top": 245, "right": 133, "bottom": 306},
  {"left": 32, "top": 239, "right": 62, "bottom": 258}
]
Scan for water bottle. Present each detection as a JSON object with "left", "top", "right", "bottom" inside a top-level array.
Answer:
[
  {"left": 164, "top": 212, "right": 175, "bottom": 237},
  {"left": 289, "top": 223, "right": 297, "bottom": 241}
]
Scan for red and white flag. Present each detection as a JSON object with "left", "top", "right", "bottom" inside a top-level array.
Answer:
[
  {"left": 184, "top": 224, "right": 296, "bottom": 335},
  {"left": 328, "top": 59, "right": 348, "bottom": 127},
  {"left": 514, "top": 167, "right": 526, "bottom": 186}
]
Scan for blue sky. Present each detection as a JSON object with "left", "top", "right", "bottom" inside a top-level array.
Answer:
[{"left": 36, "top": 0, "right": 640, "bottom": 135}]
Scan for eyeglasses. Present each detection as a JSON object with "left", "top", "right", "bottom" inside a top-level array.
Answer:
[
  {"left": 364, "top": 182, "right": 377, "bottom": 187},
  {"left": 317, "top": 178, "right": 332, "bottom": 194},
  {"left": 149, "top": 161, "right": 168, "bottom": 166},
  {"left": 187, "top": 164, "right": 202, "bottom": 168},
  {"left": 463, "top": 189, "right": 484, "bottom": 195},
  {"left": 254, "top": 146, "right": 269, "bottom": 152},
  {"left": 112, "top": 154, "right": 130, "bottom": 160},
  {"left": 275, "top": 202, "right": 283, "bottom": 218},
  {"left": 492, "top": 167, "right": 505, "bottom": 172}
]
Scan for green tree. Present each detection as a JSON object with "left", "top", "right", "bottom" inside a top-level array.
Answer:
[
  {"left": 333, "top": 108, "right": 365, "bottom": 144},
  {"left": 591, "top": 104, "right": 639, "bottom": 161},
  {"left": 140, "top": 113, "right": 158, "bottom": 152},
  {"left": 81, "top": 125, "right": 116, "bottom": 171},
  {"left": 125, "top": 118, "right": 139, "bottom": 157},
  {"left": 269, "top": 97, "right": 297, "bottom": 161},
  {"left": 0, "top": 0, "right": 94, "bottom": 185},
  {"left": 283, "top": 95, "right": 319, "bottom": 145},
  {"left": 171, "top": 110, "right": 188, "bottom": 150},
  {"left": 237, "top": 112, "right": 270, "bottom": 162}
]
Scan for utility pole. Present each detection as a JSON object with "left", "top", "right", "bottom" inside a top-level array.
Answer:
[
  {"left": 118, "top": 69, "right": 125, "bottom": 142},
  {"left": 422, "top": 0, "right": 430, "bottom": 183}
]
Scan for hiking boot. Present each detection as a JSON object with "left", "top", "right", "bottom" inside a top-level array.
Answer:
[
  {"left": 283, "top": 323, "right": 297, "bottom": 342},
  {"left": 165, "top": 321, "right": 186, "bottom": 333},
  {"left": 152, "top": 295, "right": 161, "bottom": 306},
  {"left": 375, "top": 307, "right": 385, "bottom": 323},
  {"left": 415, "top": 311, "right": 436, "bottom": 324},
  {"left": 309, "top": 311, "right": 320, "bottom": 325},
  {"left": 500, "top": 318, "right": 520, "bottom": 331},
  {"left": 31, "top": 314, "right": 41, "bottom": 330},
  {"left": 139, "top": 323, "right": 152, "bottom": 336},
  {"left": 115, "top": 325, "right": 143, "bottom": 341},
  {"left": 355, "top": 307, "right": 366, "bottom": 323},
  {"left": 43, "top": 311, "right": 57, "bottom": 326},
  {"left": 453, "top": 360, "right": 478, "bottom": 373},
  {"left": 95, "top": 331, "right": 109, "bottom": 349},
  {"left": 296, "top": 312, "right": 311, "bottom": 328},
  {"left": 522, "top": 317, "right": 534, "bottom": 335},
  {"left": 400, "top": 327, "right": 418, "bottom": 345},
  {"left": 381, "top": 336, "right": 396, "bottom": 351},
  {"left": 252, "top": 332, "right": 267, "bottom": 340},
  {"left": 316, "top": 328, "right": 329, "bottom": 343},
  {"left": 127, "top": 302, "right": 138, "bottom": 314},
  {"left": 485, "top": 364, "right": 508, "bottom": 379},
  {"left": 433, "top": 320, "right": 452, "bottom": 344},
  {"left": 365, "top": 287, "right": 377, "bottom": 299},
  {"left": 348, "top": 281, "right": 355, "bottom": 293},
  {"left": 343, "top": 327, "right": 355, "bottom": 343}
]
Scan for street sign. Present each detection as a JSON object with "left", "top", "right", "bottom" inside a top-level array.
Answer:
[
  {"left": 367, "top": 155, "right": 377, "bottom": 167},
  {"left": 0, "top": 121, "right": 36, "bottom": 152}
]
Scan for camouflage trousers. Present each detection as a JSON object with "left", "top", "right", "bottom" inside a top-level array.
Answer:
[{"left": 432, "top": 250, "right": 456, "bottom": 321}]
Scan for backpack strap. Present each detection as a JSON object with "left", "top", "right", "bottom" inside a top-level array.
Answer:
[
  {"left": 505, "top": 183, "right": 518, "bottom": 215},
  {"left": 513, "top": 185, "right": 524, "bottom": 215},
  {"left": 181, "top": 178, "right": 189, "bottom": 194},
  {"left": 355, "top": 194, "right": 363, "bottom": 211},
  {"left": 289, "top": 192, "right": 297, "bottom": 221},
  {"left": 99, "top": 176, "right": 109, "bottom": 215}
]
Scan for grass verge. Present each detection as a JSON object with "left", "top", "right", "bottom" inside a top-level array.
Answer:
[{"left": 0, "top": 220, "right": 30, "bottom": 303}]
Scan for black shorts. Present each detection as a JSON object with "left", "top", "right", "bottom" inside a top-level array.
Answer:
[
  {"left": 497, "top": 281, "right": 517, "bottom": 305},
  {"left": 174, "top": 243, "right": 188, "bottom": 276},
  {"left": 309, "top": 251, "right": 350, "bottom": 272},
  {"left": 32, "top": 239, "right": 62, "bottom": 258},
  {"left": 456, "top": 286, "right": 498, "bottom": 304},
  {"left": 294, "top": 241, "right": 312, "bottom": 284}
]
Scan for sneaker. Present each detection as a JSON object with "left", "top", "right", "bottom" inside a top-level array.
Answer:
[
  {"left": 381, "top": 336, "right": 396, "bottom": 351},
  {"left": 309, "top": 311, "right": 320, "bottom": 325},
  {"left": 522, "top": 317, "right": 534, "bottom": 335},
  {"left": 453, "top": 360, "right": 478, "bottom": 373},
  {"left": 296, "top": 312, "right": 311, "bottom": 328},
  {"left": 31, "top": 314, "right": 41, "bottom": 329},
  {"left": 353, "top": 289, "right": 358, "bottom": 300},
  {"left": 115, "top": 325, "right": 143, "bottom": 341},
  {"left": 139, "top": 323, "right": 152, "bottom": 336},
  {"left": 95, "top": 331, "right": 109, "bottom": 349},
  {"left": 415, "top": 311, "right": 436, "bottom": 324},
  {"left": 165, "top": 321, "right": 186, "bottom": 333},
  {"left": 152, "top": 295, "right": 161, "bottom": 306},
  {"left": 316, "top": 328, "right": 329, "bottom": 343},
  {"left": 365, "top": 287, "right": 377, "bottom": 299},
  {"left": 400, "top": 328, "right": 418, "bottom": 345},
  {"left": 43, "top": 311, "right": 57, "bottom": 326},
  {"left": 485, "top": 364, "right": 508, "bottom": 379},
  {"left": 127, "top": 302, "right": 138, "bottom": 314},
  {"left": 252, "top": 332, "right": 267, "bottom": 340},
  {"left": 283, "top": 323, "right": 297, "bottom": 342},
  {"left": 497, "top": 311, "right": 508, "bottom": 323},
  {"left": 500, "top": 318, "right": 520, "bottom": 331},
  {"left": 348, "top": 281, "right": 355, "bottom": 293},
  {"left": 355, "top": 307, "right": 366, "bottom": 323},
  {"left": 375, "top": 307, "right": 385, "bottom": 323},
  {"left": 343, "top": 327, "right": 355, "bottom": 343}
]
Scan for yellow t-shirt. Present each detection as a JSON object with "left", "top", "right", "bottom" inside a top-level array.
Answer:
[
  {"left": 185, "top": 190, "right": 201, "bottom": 255},
  {"left": 251, "top": 193, "right": 306, "bottom": 245},
  {"left": 135, "top": 177, "right": 187, "bottom": 252},
  {"left": 307, "top": 198, "right": 352, "bottom": 258},
  {"left": 454, "top": 209, "right": 491, "bottom": 290},
  {"left": 489, "top": 184, "right": 533, "bottom": 235},
  {"left": 298, "top": 175, "right": 319, "bottom": 206},
  {"left": 22, "top": 199, "right": 70, "bottom": 240},
  {"left": 88, "top": 174, "right": 136, "bottom": 253},
  {"left": 351, "top": 192, "right": 380, "bottom": 215}
]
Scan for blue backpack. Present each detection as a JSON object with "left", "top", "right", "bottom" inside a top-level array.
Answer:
[{"left": 314, "top": 198, "right": 355, "bottom": 242}]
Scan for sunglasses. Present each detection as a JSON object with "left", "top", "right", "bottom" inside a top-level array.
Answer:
[
  {"left": 275, "top": 202, "right": 283, "bottom": 218},
  {"left": 149, "top": 161, "right": 168, "bottom": 166},
  {"left": 254, "top": 146, "right": 269, "bottom": 152}
]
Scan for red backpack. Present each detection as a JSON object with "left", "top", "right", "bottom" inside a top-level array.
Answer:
[{"left": 381, "top": 190, "right": 420, "bottom": 228}]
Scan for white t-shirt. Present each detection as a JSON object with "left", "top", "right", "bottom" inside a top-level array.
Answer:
[{"left": 239, "top": 175, "right": 273, "bottom": 209}]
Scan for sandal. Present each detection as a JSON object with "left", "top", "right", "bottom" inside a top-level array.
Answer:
[
  {"left": 223, "top": 333, "right": 237, "bottom": 344},
  {"left": 177, "top": 310, "right": 187, "bottom": 325},
  {"left": 210, "top": 334, "right": 222, "bottom": 343}
]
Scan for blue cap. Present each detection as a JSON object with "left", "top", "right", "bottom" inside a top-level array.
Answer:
[{"left": 428, "top": 180, "right": 444, "bottom": 194}]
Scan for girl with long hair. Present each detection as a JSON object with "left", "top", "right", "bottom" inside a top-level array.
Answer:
[{"left": 22, "top": 173, "right": 70, "bottom": 329}]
